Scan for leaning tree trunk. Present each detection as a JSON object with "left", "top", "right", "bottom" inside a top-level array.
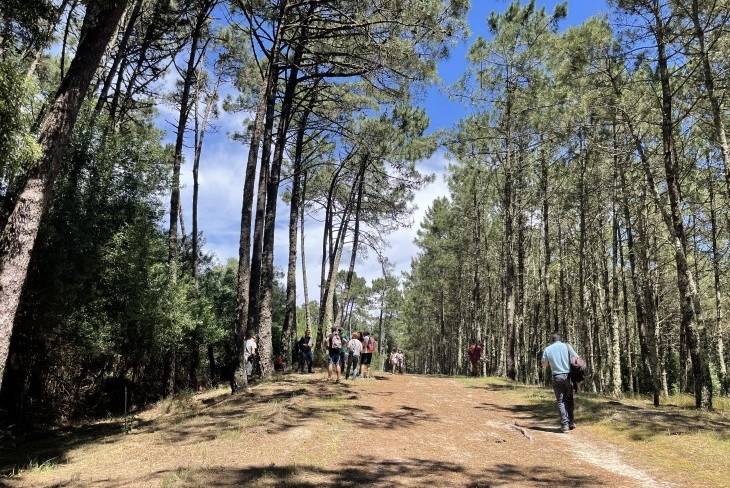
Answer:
[
  {"left": 0, "top": 0, "right": 128, "bottom": 389},
  {"left": 333, "top": 159, "right": 367, "bottom": 328},
  {"left": 258, "top": 44, "right": 304, "bottom": 380},
  {"left": 93, "top": 0, "right": 143, "bottom": 117}
]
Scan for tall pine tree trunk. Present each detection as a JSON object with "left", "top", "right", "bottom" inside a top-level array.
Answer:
[
  {"left": 282, "top": 114, "right": 307, "bottom": 369},
  {"left": 258, "top": 41, "right": 305, "bottom": 379},
  {"left": 333, "top": 160, "right": 366, "bottom": 328},
  {"left": 300, "top": 173, "right": 312, "bottom": 333},
  {"left": 688, "top": 0, "right": 730, "bottom": 201},
  {"left": 0, "top": 0, "right": 128, "bottom": 389},
  {"left": 707, "top": 161, "right": 727, "bottom": 392},
  {"left": 653, "top": 2, "right": 712, "bottom": 408},
  {"left": 232, "top": 15, "right": 284, "bottom": 391}
]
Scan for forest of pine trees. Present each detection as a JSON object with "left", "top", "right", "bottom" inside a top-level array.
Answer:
[{"left": 0, "top": 0, "right": 727, "bottom": 426}]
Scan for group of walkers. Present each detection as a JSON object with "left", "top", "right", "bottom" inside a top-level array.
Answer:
[
  {"left": 289, "top": 327, "right": 580, "bottom": 435},
  {"left": 296, "top": 326, "right": 379, "bottom": 383},
  {"left": 388, "top": 348, "right": 405, "bottom": 374}
]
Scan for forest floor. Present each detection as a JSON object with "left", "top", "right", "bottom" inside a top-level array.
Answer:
[{"left": 2, "top": 372, "right": 729, "bottom": 487}]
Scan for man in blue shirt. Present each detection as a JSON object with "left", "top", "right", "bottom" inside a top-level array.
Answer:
[{"left": 541, "top": 333, "right": 578, "bottom": 433}]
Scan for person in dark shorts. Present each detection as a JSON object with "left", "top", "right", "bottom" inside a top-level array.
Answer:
[
  {"left": 359, "top": 331, "right": 375, "bottom": 379},
  {"left": 326, "top": 326, "right": 342, "bottom": 383}
]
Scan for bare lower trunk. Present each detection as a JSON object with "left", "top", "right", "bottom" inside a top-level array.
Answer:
[
  {"left": 258, "top": 47, "right": 303, "bottom": 380},
  {"left": 333, "top": 160, "right": 366, "bottom": 327},
  {"left": 609, "top": 118, "right": 623, "bottom": 396},
  {"left": 282, "top": 124, "right": 305, "bottom": 369},
  {"left": 653, "top": 4, "right": 711, "bottom": 407},
  {"left": 707, "top": 164, "right": 728, "bottom": 392},
  {"left": 0, "top": 0, "right": 128, "bottom": 389},
  {"left": 300, "top": 174, "right": 312, "bottom": 332},
  {"left": 232, "top": 3, "right": 286, "bottom": 391}
]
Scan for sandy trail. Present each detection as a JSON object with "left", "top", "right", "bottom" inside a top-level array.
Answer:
[{"left": 5, "top": 373, "right": 673, "bottom": 487}]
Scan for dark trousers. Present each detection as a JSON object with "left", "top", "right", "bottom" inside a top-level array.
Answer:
[
  {"left": 345, "top": 353, "right": 359, "bottom": 378},
  {"left": 299, "top": 350, "right": 313, "bottom": 372},
  {"left": 552, "top": 373, "right": 574, "bottom": 426}
]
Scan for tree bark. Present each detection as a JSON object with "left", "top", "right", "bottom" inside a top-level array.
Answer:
[
  {"left": 653, "top": 1, "right": 712, "bottom": 408},
  {"left": 0, "top": 0, "right": 129, "bottom": 390},
  {"left": 233, "top": 0, "right": 287, "bottom": 390},
  {"left": 258, "top": 38, "right": 304, "bottom": 379},
  {"left": 707, "top": 160, "right": 727, "bottom": 393},
  {"left": 282, "top": 114, "right": 307, "bottom": 370},
  {"left": 93, "top": 0, "right": 143, "bottom": 117},
  {"left": 300, "top": 173, "right": 312, "bottom": 332},
  {"left": 609, "top": 117, "right": 623, "bottom": 396}
]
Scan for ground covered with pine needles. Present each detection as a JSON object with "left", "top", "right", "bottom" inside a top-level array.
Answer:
[{"left": 1, "top": 373, "right": 728, "bottom": 487}]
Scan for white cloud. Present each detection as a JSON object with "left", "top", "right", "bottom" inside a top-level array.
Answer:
[{"left": 158, "top": 101, "right": 453, "bottom": 307}]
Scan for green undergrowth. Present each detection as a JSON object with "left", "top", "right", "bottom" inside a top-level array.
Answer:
[{"left": 463, "top": 376, "right": 730, "bottom": 487}]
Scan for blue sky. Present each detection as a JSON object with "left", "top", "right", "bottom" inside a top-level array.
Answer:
[{"left": 168, "top": 0, "right": 610, "bottom": 301}]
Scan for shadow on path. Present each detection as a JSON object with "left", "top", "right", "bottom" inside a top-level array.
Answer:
[
  {"left": 0, "top": 418, "right": 153, "bottom": 476},
  {"left": 107, "top": 457, "right": 600, "bottom": 487}
]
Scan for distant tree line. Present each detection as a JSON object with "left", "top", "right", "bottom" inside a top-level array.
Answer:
[{"left": 402, "top": 0, "right": 730, "bottom": 409}]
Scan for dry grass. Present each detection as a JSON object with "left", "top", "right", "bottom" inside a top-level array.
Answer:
[
  {"left": 0, "top": 377, "right": 356, "bottom": 486},
  {"left": 462, "top": 376, "right": 730, "bottom": 488},
  {"left": 5, "top": 374, "right": 728, "bottom": 487}
]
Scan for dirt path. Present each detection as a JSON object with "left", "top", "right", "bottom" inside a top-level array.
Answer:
[{"left": 4, "top": 373, "right": 677, "bottom": 487}]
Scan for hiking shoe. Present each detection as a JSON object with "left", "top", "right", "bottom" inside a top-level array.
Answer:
[
  {"left": 561, "top": 425, "right": 570, "bottom": 433},
  {"left": 569, "top": 423, "right": 576, "bottom": 430}
]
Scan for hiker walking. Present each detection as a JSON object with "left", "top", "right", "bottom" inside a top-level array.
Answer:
[
  {"left": 359, "top": 331, "right": 376, "bottom": 379},
  {"left": 396, "top": 349, "right": 405, "bottom": 374},
  {"left": 298, "top": 329, "right": 313, "bottom": 374},
  {"left": 345, "top": 332, "right": 362, "bottom": 379},
  {"left": 541, "top": 332, "right": 578, "bottom": 433},
  {"left": 389, "top": 347, "right": 398, "bottom": 374},
  {"left": 469, "top": 343, "right": 483, "bottom": 376},
  {"left": 326, "top": 326, "right": 343, "bottom": 382}
]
